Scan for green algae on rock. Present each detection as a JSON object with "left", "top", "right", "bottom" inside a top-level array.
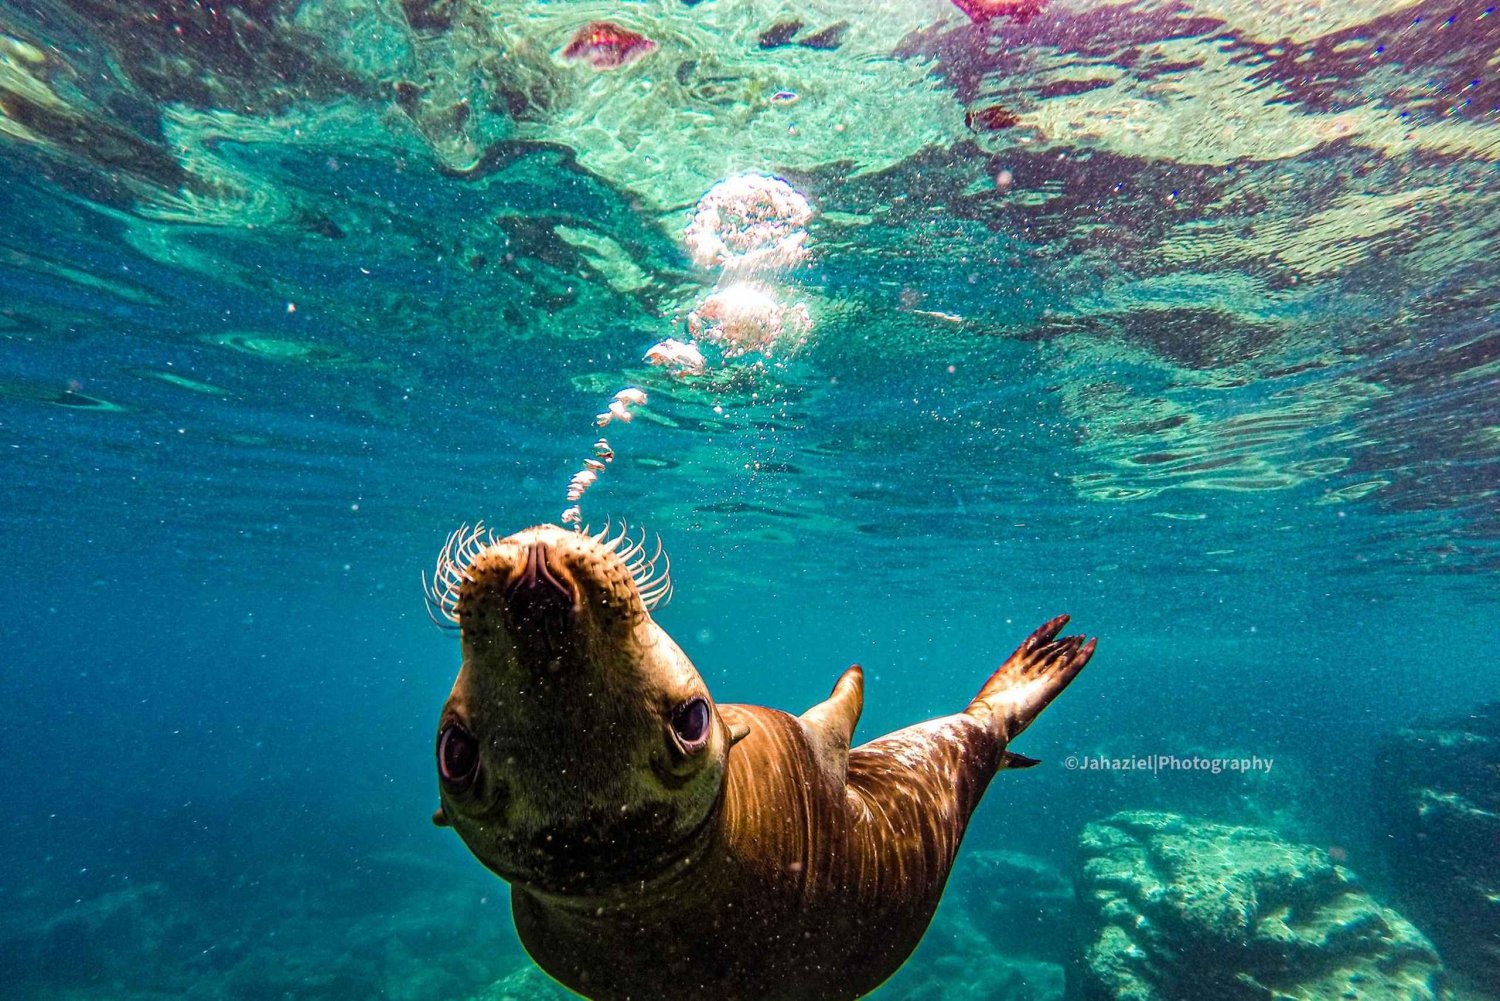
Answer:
[{"left": 1075, "top": 811, "right": 1444, "bottom": 1001}]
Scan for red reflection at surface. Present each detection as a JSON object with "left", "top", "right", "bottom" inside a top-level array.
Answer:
[
  {"left": 951, "top": 0, "right": 1047, "bottom": 25},
  {"left": 966, "top": 105, "right": 1020, "bottom": 130},
  {"left": 562, "top": 21, "right": 657, "bottom": 69}
]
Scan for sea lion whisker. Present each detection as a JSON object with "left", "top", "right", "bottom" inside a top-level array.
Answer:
[
  {"left": 422, "top": 568, "right": 460, "bottom": 628},
  {"left": 626, "top": 532, "right": 666, "bottom": 585},
  {"left": 592, "top": 518, "right": 612, "bottom": 544},
  {"left": 614, "top": 534, "right": 640, "bottom": 561},
  {"left": 425, "top": 522, "right": 494, "bottom": 629},
  {"left": 624, "top": 528, "right": 649, "bottom": 561},
  {"left": 421, "top": 569, "right": 461, "bottom": 631},
  {"left": 619, "top": 536, "right": 646, "bottom": 564},
  {"left": 458, "top": 523, "right": 489, "bottom": 563},
  {"left": 631, "top": 540, "right": 664, "bottom": 587},
  {"left": 637, "top": 552, "right": 673, "bottom": 608},
  {"left": 640, "top": 574, "right": 673, "bottom": 609},
  {"left": 607, "top": 520, "right": 631, "bottom": 552}
]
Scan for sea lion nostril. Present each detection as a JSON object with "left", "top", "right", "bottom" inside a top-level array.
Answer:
[
  {"left": 505, "top": 543, "right": 575, "bottom": 615},
  {"left": 503, "top": 542, "right": 577, "bottom": 655},
  {"left": 504, "top": 543, "right": 573, "bottom": 621}
]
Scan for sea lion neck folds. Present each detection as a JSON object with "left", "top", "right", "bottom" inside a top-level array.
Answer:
[{"left": 433, "top": 524, "right": 1096, "bottom": 999}]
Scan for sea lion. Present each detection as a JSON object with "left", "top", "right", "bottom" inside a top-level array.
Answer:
[{"left": 429, "top": 523, "right": 1095, "bottom": 1000}]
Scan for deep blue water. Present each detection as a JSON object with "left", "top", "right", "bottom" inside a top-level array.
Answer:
[{"left": 2, "top": 1, "right": 1498, "bottom": 999}]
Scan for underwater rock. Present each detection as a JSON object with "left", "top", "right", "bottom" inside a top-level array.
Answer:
[
  {"left": 17, "top": 882, "right": 189, "bottom": 988},
  {"left": 875, "top": 848, "right": 1070, "bottom": 999},
  {"left": 1377, "top": 703, "right": 1500, "bottom": 987},
  {"left": 951, "top": 849, "right": 1075, "bottom": 964},
  {"left": 1074, "top": 811, "right": 1444, "bottom": 1001},
  {"left": 467, "top": 964, "right": 575, "bottom": 1000},
  {"left": 885, "top": 951, "right": 1063, "bottom": 1001}
]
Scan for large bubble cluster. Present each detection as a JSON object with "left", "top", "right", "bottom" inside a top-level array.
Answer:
[
  {"left": 565, "top": 172, "right": 815, "bottom": 531},
  {"left": 682, "top": 173, "right": 813, "bottom": 273},
  {"left": 688, "top": 283, "right": 812, "bottom": 360},
  {"left": 644, "top": 172, "right": 816, "bottom": 374}
]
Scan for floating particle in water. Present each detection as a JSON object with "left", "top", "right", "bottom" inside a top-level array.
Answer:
[
  {"left": 593, "top": 439, "right": 615, "bottom": 461},
  {"left": 688, "top": 282, "right": 812, "bottom": 359},
  {"left": 951, "top": 0, "right": 1047, "bottom": 25},
  {"left": 561, "top": 505, "right": 583, "bottom": 528},
  {"left": 913, "top": 308, "right": 964, "bottom": 324},
  {"left": 684, "top": 173, "right": 813, "bottom": 272},
  {"left": 644, "top": 338, "right": 706, "bottom": 376},
  {"left": 614, "top": 387, "right": 648, "bottom": 407},
  {"left": 562, "top": 21, "right": 657, "bottom": 70}
]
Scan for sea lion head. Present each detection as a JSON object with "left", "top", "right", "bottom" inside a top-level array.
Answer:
[{"left": 431, "top": 523, "right": 729, "bottom": 897}]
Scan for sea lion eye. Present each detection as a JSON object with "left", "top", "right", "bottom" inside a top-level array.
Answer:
[
  {"left": 438, "top": 722, "right": 480, "bottom": 789},
  {"left": 671, "top": 697, "right": 711, "bottom": 752}
]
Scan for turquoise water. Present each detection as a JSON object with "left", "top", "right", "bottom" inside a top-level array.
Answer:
[{"left": 1, "top": 1, "right": 1497, "bottom": 999}]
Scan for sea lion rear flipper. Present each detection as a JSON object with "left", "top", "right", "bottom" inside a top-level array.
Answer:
[
  {"left": 966, "top": 615, "right": 1095, "bottom": 745},
  {"left": 800, "top": 665, "right": 864, "bottom": 781}
]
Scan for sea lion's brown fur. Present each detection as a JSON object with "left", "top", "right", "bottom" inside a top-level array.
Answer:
[{"left": 434, "top": 525, "right": 1094, "bottom": 1000}]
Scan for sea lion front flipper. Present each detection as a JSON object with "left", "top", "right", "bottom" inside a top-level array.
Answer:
[
  {"left": 966, "top": 615, "right": 1095, "bottom": 744},
  {"left": 800, "top": 665, "right": 864, "bottom": 781}
]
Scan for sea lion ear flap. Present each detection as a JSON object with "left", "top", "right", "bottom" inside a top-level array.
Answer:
[
  {"left": 728, "top": 722, "right": 751, "bottom": 747},
  {"left": 432, "top": 806, "right": 452, "bottom": 827}
]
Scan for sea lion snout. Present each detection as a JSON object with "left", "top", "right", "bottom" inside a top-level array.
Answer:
[
  {"left": 502, "top": 542, "right": 577, "bottom": 654},
  {"left": 506, "top": 541, "right": 575, "bottom": 608}
]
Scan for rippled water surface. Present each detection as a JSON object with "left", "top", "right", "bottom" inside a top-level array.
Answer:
[{"left": 1, "top": 1, "right": 1497, "bottom": 999}]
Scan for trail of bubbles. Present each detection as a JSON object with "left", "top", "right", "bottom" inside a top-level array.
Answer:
[
  {"left": 563, "top": 172, "right": 816, "bottom": 530},
  {"left": 560, "top": 390, "right": 645, "bottom": 531}
]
